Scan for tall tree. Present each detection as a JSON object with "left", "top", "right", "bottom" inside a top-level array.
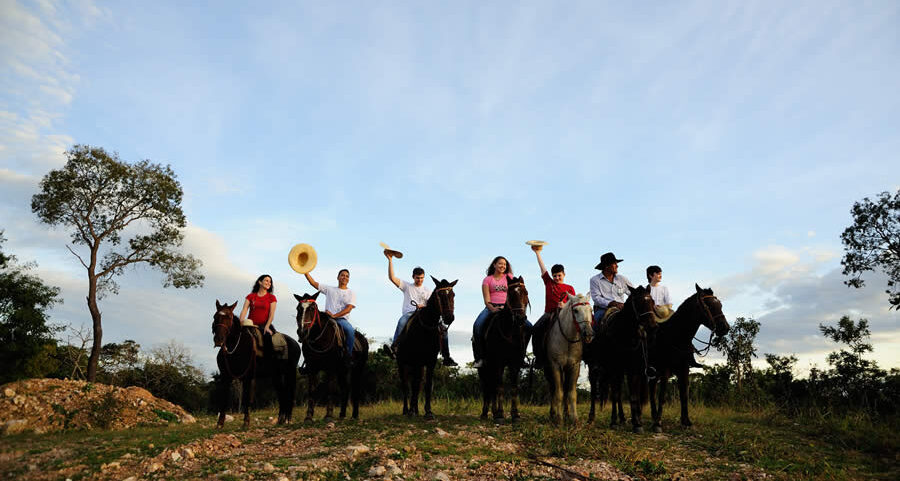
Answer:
[
  {"left": 713, "top": 316, "right": 760, "bottom": 390},
  {"left": 0, "top": 231, "right": 62, "bottom": 383},
  {"left": 31, "top": 145, "right": 204, "bottom": 381},
  {"left": 840, "top": 188, "right": 900, "bottom": 309}
]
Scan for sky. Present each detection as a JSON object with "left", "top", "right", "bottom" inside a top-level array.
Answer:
[{"left": 2, "top": 0, "right": 898, "bottom": 378}]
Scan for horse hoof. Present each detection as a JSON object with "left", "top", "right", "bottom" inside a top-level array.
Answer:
[
  {"left": 323, "top": 416, "right": 333, "bottom": 423},
  {"left": 633, "top": 426, "right": 644, "bottom": 434},
  {"left": 480, "top": 413, "right": 488, "bottom": 420},
  {"left": 653, "top": 425, "right": 663, "bottom": 433},
  {"left": 424, "top": 413, "right": 435, "bottom": 421}
]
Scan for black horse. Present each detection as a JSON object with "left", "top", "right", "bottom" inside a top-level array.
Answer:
[
  {"left": 212, "top": 300, "right": 301, "bottom": 428},
  {"left": 584, "top": 285, "right": 657, "bottom": 432},
  {"left": 395, "top": 276, "right": 457, "bottom": 420},
  {"left": 294, "top": 292, "right": 369, "bottom": 421},
  {"left": 649, "top": 284, "right": 730, "bottom": 432},
  {"left": 479, "top": 275, "right": 530, "bottom": 422}
]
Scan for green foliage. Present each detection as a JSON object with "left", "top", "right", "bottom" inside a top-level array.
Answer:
[
  {"left": 0, "top": 231, "right": 63, "bottom": 383},
  {"left": 30, "top": 144, "right": 204, "bottom": 381},
  {"left": 88, "top": 390, "right": 125, "bottom": 429},
  {"left": 152, "top": 408, "right": 178, "bottom": 422},
  {"left": 712, "top": 316, "right": 760, "bottom": 391},
  {"left": 840, "top": 188, "right": 900, "bottom": 309}
]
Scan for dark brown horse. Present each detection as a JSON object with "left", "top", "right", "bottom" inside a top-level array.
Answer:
[
  {"left": 395, "top": 276, "right": 457, "bottom": 420},
  {"left": 584, "top": 285, "right": 657, "bottom": 432},
  {"left": 294, "top": 292, "right": 369, "bottom": 421},
  {"left": 478, "top": 275, "right": 530, "bottom": 422},
  {"left": 212, "top": 300, "right": 301, "bottom": 428},
  {"left": 649, "top": 284, "right": 729, "bottom": 432}
]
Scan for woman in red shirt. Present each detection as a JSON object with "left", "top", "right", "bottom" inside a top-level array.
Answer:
[{"left": 239, "top": 274, "right": 278, "bottom": 354}]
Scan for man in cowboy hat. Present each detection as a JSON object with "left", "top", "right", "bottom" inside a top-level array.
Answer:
[
  {"left": 385, "top": 251, "right": 457, "bottom": 366},
  {"left": 529, "top": 243, "right": 576, "bottom": 369},
  {"left": 590, "top": 252, "right": 635, "bottom": 323}
]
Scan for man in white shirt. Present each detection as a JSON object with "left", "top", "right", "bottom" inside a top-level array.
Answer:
[
  {"left": 304, "top": 269, "right": 357, "bottom": 364},
  {"left": 385, "top": 252, "right": 457, "bottom": 366},
  {"left": 589, "top": 252, "right": 635, "bottom": 323},
  {"left": 647, "top": 264, "right": 702, "bottom": 368}
]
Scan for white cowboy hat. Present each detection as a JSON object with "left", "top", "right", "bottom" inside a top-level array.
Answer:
[{"left": 288, "top": 243, "right": 317, "bottom": 274}]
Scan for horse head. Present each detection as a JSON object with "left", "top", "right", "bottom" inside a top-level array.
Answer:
[
  {"left": 294, "top": 292, "right": 322, "bottom": 340},
  {"left": 212, "top": 300, "right": 239, "bottom": 347},
  {"left": 564, "top": 293, "right": 594, "bottom": 343},
  {"left": 430, "top": 276, "right": 458, "bottom": 324},
  {"left": 695, "top": 284, "right": 730, "bottom": 337},
  {"left": 628, "top": 285, "right": 658, "bottom": 336},
  {"left": 505, "top": 275, "right": 530, "bottom": 323}
]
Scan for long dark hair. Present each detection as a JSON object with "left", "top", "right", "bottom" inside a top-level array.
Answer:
[
  {"left": 486, "top": 256, "right": 513, "bottom": 276},
  {"left": 251, "top": 274, "right": 274, "bottom": 294}
]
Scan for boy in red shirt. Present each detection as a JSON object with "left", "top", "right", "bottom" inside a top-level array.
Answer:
[{"left": 529, "top": 244, "right": 576, "bottom": 369}]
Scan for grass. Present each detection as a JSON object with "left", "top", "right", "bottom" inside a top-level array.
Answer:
[{"left": 1, "top": 400, "right": 896, "bottom": 481}]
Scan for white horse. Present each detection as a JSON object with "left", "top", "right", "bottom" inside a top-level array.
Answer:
[{"left": 544, "top": 293, "right": 594, "bottom": 425}]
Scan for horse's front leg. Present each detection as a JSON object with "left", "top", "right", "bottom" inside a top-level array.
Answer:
[
  {"left": 241, "top": 377, "right": 254, "bottom": 428},
  {"left": 479, "top": 368, "right": 491, "bottom": 420},
  {"left": 323, "top": 370, "right": 335, "bottom": 421},
  {"left": 651, "top": 372, "right": 668, "bottom": 433},
  {"left": 509, "top": 366, "right": 521, "bottom": 422},
  {"left": 678, "top": 367, "right": 692, "bottom": 427},
  {"left": 609, "top": 371, "right": 623, "bottom": 429},
  {"left": 494, "top": 365, "right": 505, "bottom": 420},
  {"left": 410, "top": 365, "right": 422, "bottom": 416},
  {"left": 305, "top": 372, "right": 317, "bottom": 422},
  {"left": 628, "top": 373, "right": 645, "bottom": 433},
  {"left": 587, "top": 363, "right": 597, "bottom": 424},
  {"left": 399, "top": 363, "right": 410, "bottom": 416},
  {"left": 565, "top": 363, "right": 580, "bottom": 425},
  {"left": 548, "top": 366, "right": 563, "bottom": 425},
  {"left": 423, "top": 361, "right": 436, "bottom": 420},
  {"left": 215, "top": 372, "right": 230, "bottom": 428}
]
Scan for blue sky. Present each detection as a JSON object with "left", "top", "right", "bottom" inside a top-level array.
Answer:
[{"left": 2, "top": 0, "right": 898, "bottom": 377}]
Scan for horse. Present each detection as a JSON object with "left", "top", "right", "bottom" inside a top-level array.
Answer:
[
  {"left": 542, "top": 293, "right": 594, "bottom": 425},
  {"left": 478, "top": 275, "right": 530, "bottom": 422},
  {"left": 649, "top": 284, "right": 730, "bottom": 432},
  {"left": 585, "top": 285, "right": 658, "bottom": 432},
  {"left": 294, "top": 292, "right": 369, "bottom": 421},
  {"left": 395, "top": 276, "right": 457, "bottom": 420},
  {"left": 211, "top": 300, "right": 301, "bottom": 428}
]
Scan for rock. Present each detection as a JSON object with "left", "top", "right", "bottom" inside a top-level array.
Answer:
[
  {"left": 433, "top": 472, "right": 450, "bottom": 481},
  {"left": 101, "top": 462, "right": 120, "bottom": 470},
  {"left": 388, "top": 465, "right": 402, "bottom": 476},
  {"left": 182, "top": 448, "right": 195, "bottom": 459},
  {"left": 369, "top": 465, "right": 386, "bottom": 476},
  {"left": 147, "top": 462, "right": 163, "bottom": 473},
  {"left": 345, "top": 445, "right": 370, "bottom": 458},
  {"left": 27, "top": 464, "right": 37, "bottom": 472},
  {"left": 148, "top": 444, "right": 155, "bottom": 449},
  {"left": 12, "top": 395, "right": 26, "bottom": 406},
  {"left": 435, "top": 428, "right": 449, "bottom": 437},
  {"left": 276, "top": 477, "right": 289, "bottom": 481},
  {"left": 182, "top": 414, "right": 196, "bottom": 423},
  {"left": 122, "top": 477, "right": 137, "bottom": 481},
  {"left": 326, "top": 422, "right": 336, "bottom": 429},
  {"left": 170, "top": 451, "right": 182, "bottom": 462},
  {"left": 224, "top": 414, "right": 234, "bottom": 422},
  {"left": 262, "top": 462, "right": 275, "bottom": 473},
  {"left": 3, "top": 388, "right": 14, "bottom": 398},
  {"left": 2, "top": 419, "right": 27, "bottom": 435}
]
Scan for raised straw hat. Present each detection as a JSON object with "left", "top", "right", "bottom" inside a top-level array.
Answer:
[
  {"left": 380, "top": 242, "right": 403, "bottom": 259},
  {"left": 288, "top": 243, "right": 318, "bottom": 274}
]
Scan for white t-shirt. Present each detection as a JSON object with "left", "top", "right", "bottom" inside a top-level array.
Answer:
[
  {"left": 650, "top": 284, "right": 672, "bottom": 307},
  {"left": 400, "top": 281, "right": 431, "bottom": 315},
  {"left": 319, "top": 284, "right": 356, "bottom": 321}
]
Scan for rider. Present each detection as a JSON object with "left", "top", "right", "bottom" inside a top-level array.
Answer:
[
  {"left": 385, "top": 252, "right": 458, "bottom": 366},
  {"left": 304, "top": 269, "right": 357, "bottom": 367},
  {"left": 589, "top": 252, "right": 634, "bottom": 325},
  {"left": 239, "top": 274, "right": 277, "bottom": 356},
  {"left": 472, "top": 256, "right": 514, "bottom": 369},
  {"left": 529, "top": 244, "right": 576, "bottom": 369},
  {"left": 647, "top": 265, "right": 702, "bottom": 368}
]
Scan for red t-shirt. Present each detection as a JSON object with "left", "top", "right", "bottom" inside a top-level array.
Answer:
[
  {"left": 246, "top": 292, "right": 277, "bottom": 326},
  {"left": 542, "top": 271, "right": 575, "bottom": 313}
]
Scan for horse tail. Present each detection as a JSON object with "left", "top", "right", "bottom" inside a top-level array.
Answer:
[{"left": 351, "top": 334, "right": 369, "bottom": 404}]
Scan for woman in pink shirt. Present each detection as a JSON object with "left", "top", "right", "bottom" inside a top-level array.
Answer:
[{"left": 472, "top": 256, "right": 513, "bottom": 368}]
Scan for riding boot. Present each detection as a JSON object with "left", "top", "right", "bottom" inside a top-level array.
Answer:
[{"left": 441, "top": 334, "right": 458, "bottom": 367}]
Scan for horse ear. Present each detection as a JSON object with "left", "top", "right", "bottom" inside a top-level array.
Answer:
[
  {"left": 216, "top": 300, "right": 222, "bottom": 309},
  {"left": 294, "top": 293, "right": 303, "bottom": 302},
  {"left": 312, "top": 291, "right": 320, "bottom": 300},
  {"left": 229, "top": 301, "right": 238, "bottom": 311},
  {"left": 431, "top": 275, "right": 440, "bottom": 285},
  {"left": 628, "top": 285, "right": 636, "bottom": 295},
  {"left": 695, "top": 283, "right": 702, "bottom": 294},
  {"left": 449, "top": 279, "right": 458, "bottom": 287}
]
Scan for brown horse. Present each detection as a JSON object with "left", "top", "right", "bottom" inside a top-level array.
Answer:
[
  {"left": 649, "top": 284, "right": 730, "bottom": 432},
  {"left": 585, "top": 285, "right": 657, "bottom": 432},
  {"left": 212, "top": 300, "right": 301, "bottom": 428},
  {"left": 294, "top": 292, "right": 369, "bottom": 421},
  {"left": 395, "top": 276, "right": 457, "bottom": 420},
  {"left": 478, "top": 275, "right": 531, "bottom": 422}
]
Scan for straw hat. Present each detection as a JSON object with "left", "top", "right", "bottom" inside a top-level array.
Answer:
[
  {"left": 288, "top": 243, "right": 317, "bottom": 274},
  {"left": 380, "top": 242, "right": 403, "bottom": 259}
]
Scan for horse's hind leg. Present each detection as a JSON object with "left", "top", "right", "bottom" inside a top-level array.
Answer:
[
  {"left": 410, "top": 366, "right": 422, "bottom": 416},
  {"left": 494, "top": 365, "right": 505, "bottom": 421},
  {"left": 548, "top": 367, "right": 563, "bottom": 425},
  {"left": 323, "top": 372, "right": 335, "bottom": 421},
  {"left": 650, "top": 376, "right": 664, "bottom": 433},
  {"left": 678, "top": 369, "right": 692, "bottom": 428},
  {"left": 338, "top": 365, "right": 350, "bottom": 419},
  {"left": 241, "top": 378, "right": 253, "bottom": 428},
  {"left": 479, "top": 368, "right": 491, "bottom": 420},
  {"left": 509, "top": 367, "right": 521, "bottom": 422},
  {"left": 399, "top": 364, "right": 410, "bottom": 415},
  {"left": 423, "top": 362, "right": 436, "bottom": 421}
]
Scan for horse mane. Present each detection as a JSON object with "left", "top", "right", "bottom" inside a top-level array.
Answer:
[{"left": 560, "top": 292, "right": 590, "bottom": 320}]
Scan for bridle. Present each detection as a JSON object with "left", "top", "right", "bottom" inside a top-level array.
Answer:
[
  {"left": 297, "top": 300, "right": 339, "bottom": 354},
  {"left": 692, "top": 293, "right": 726, "bottom": 356},
  {"left": 430, "top": 285, "right": 455, "bottom": 323},
  {"left": 558, "top": 300, "right": 591, "bottom": 343},
  {"left": 506, "top": 281, "right": 529, "bottom": 318},
  {"left": 212, "top": 309, "right": 255, "bottom": 379}
]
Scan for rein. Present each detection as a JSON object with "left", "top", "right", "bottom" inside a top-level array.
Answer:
[{"left": 692, "top": 294, "right": 723, "bottom": 357}]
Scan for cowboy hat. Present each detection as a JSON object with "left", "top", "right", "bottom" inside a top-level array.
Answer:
[
  {"left": 594, "top": 252, "right": 623, "bottom": 270},
  {"left": 380, "top": 242, "right": 404, "bottom": 259},
  {"left": 288, "top": 243, "right": 318, "bottom": 274},
  {"left": 525, "top": 240, "right": 547, "bottom": 246}
]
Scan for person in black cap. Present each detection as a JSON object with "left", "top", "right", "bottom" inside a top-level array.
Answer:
[{"left": 589, "top": 252, "right": 634, "bottom": 323}]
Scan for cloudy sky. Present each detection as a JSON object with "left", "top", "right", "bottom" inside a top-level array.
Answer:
[{"left": 2, "top": 0, "right": 898, "bottom": 377}]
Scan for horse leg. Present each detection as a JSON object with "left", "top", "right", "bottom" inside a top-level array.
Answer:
[
  {"left": 509, "top": 366, "right": 521, "bottom": 422},
  {"left": 338, "top": 363, "right": 350, "bottom": 419},
  {"left": 587, "top": 364, "right": 597, "bottom": 425},
  {"left": 566, "top": 363, "right": 580, "bottom": 425},
  {"left": 494, "top": 365, "right": 505, "bottom": 421},
  {"left": 609, "top": 372, "right": 622, "bottom": 429},
  {"left": 629, "top": 373, "right": 644, "bottom": 433},
  {"left": 215, "top": 374, "right": 230, "bottom": 428},
  {"left": 549, "top": 366, "right": 563, "bottom": 425},
  {"left": 350, "top": 357, "right": 362, "bottom": 420},
  {"left": 649, "top": 376, "right": 661, "bottom": 433},
  {"left": 399, "top": 363, "right": 410, "bottom": 416},
  {"left": 323, "top": 370, "right": 335, "bottom": 421},
  {"left": 305, "top": 372, "right": 316, "bottom": 422},
  {"left": 479, "top": 368, "right": 491, "bottom": 420},
  {"left": 423, "top": 361, "right": 436, "bottom": 420},
  {"left": 678, "top": 368, "right": 692, "bottom": 427},
  {"left": 410, "top": 366, "right": 422, "bottom": 416},
  {"left": 241, "top": 377, "right": 253, "bottom": 428}
]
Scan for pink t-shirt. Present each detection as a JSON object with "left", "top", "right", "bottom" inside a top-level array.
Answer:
[{"left": 483, "top": 274, "right": 512, "bottom": 304}]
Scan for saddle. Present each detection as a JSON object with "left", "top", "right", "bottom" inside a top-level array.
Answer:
[
  {"left": 247, "top": 327, "right": 289, "bottom": 359},
  {"left": 331, "top": 322, "right": 363, "bottom": 355},
  {"left": 594, "top": 306, "right": 621, "bottom": 334}
]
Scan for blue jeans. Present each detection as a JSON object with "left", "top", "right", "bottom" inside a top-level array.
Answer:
[
  {"left": 593, "top": 307, "right": 606, "bottom": 324},
  {"left": 393, "top": 311, "right": 414, "bottom": 343},
  {"left": 473, "top": 307, "right": 491, "bottom": 340},
  {"left": 335, "top": 317, "right": 354, "bottom": 356}
]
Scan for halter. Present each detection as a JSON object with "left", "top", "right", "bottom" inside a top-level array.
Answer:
[
  {"left": 691, "top": 294, "right": 725, "bottom": 357},
  {"left": 631, "top": 292, "right": 656, "bottom": 321},
  {"left": 558, "top": 301, "right": 591, "bottom": 343},
  {"left": 430, "top": 286, "right": 454, "bottom": 322},
  {"left": 298, "top": 301, "right": 340, "bottom": 354},
  {"left": 213, "top": 310, "right": 255, "bottom": 379},
  {"left": 505, "top": 281, "right": 529, "bottom": 317}
]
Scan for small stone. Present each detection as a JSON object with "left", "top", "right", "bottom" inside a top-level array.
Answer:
[
  {"left": 182, "top": 414, "right": 196, "bottom": 423},
  {"left": 12, "top": 395, "right": 25, "bottom": 406},
  {"left": 3, "top": 388, "right": 14, "bottom": 398},
  {"left": 262, "top": 462, "right": 275, "bottom": 473},
  {"left": 148, "top": 443, "right": 155, "bottom": 449},
  {"left": 388, "top": 465, "right": 402, "bottom": 476},
  {"left": 122, "top": 477, "right": 137, "bottom": 481},
  {"left": 369, "top": 465, "right": 386, "bottom": 476},
  {"left": 326, "top": 422, "right": 336, "bottom": 429},
  {"left": 101, "top": 462, "right": 120, "bottom": 470},
  {"left": 345, "top": 445, "right": 370, "bottom": 458},
  {"left": 170, "top": 451, "right": 182, "bottom": 462},
  {"left": 435, "top": 428, "right": 449, "bottom": 437},
  {"left": 147, "top": 462, "right": 163, "bottom": 473},
  {"left": 433, "top": 472, "right": 450, "bottom": 481},
  {"left": 224, "top": 414, "right": 234, "bottom": 422},
  {"left": 27, "top": 464, "right": 37, "bottom": 472},
  {"left": 218, "top": 470, "right": 231, "bottom": 477},
  {"left": 182, "top": 448, "right": 195, "bottom": 459},
  {"left": 276, "top": 477, "right": 289, "bottom": 481},
  {"left": 2, "top": 419, "right": 27, "bottom": 434}
]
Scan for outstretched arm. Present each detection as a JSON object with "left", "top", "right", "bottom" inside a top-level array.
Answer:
[
  {"left": 238, "top": 298, "right": 251, "bottom": 324},
  {"left": 386, "top": 252, "right": 402, "bottom": 288},
  {"left": 304, "top": 272, "right": 319, "bottom": 290},
  {"left": 532, "top": 244, "right": 547, "bottom": 275}
]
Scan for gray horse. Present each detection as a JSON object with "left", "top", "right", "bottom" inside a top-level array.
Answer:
[{"left": 542, "top": 293, "right": 594, "bottom": 424}]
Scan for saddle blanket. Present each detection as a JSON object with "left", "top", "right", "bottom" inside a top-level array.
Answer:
[{"left": 247, "top": 328, "right": 289, "bottom": 359}]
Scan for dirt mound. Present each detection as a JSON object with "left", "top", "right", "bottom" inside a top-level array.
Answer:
[{"left": 0, "top": 378, "right": 195, "bottom": 435}]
